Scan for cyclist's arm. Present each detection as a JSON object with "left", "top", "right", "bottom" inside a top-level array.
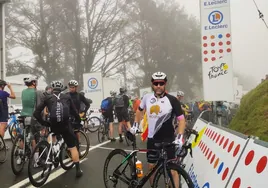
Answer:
[
  {"left": 172, "top": 98, "right": 185, "bottom": 135},
  {"left": 80, "top": 94, "right": 90, "bottom": 113},
  {"left": 69, "top": 97, "right": 80, "bottom": 122},
  {"left": 134, "top": 95, "right": 147, "bottom": 125},
  {"left": 33, "top": 98, "right": 46, "bottom": 125}
]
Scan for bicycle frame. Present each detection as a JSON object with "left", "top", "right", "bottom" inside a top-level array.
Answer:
[
  {"left": 39, "top": 131, "right": 62, "bottom": 165},
  {"left": 112, "top": 136, "right": 175, "bottom": 187}
]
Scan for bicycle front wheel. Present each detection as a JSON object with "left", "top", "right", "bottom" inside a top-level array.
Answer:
[
  {"left": 103, "top": 149, "right": 134, "bottom": 188},
  {"left": 87, "top": 116, "right": 101, "bottom": 133},
  {"left": 152, "top": 162, "right": 194, "bottom": 188},
  {"left": 76, "top": 130, "right": 90, "bottom": 160},
  {"left": 28, "top": 141, "right": 52, "bottom": 187},
  {"left": 0, "top": 136, "right": 7, "bottom": 163}
]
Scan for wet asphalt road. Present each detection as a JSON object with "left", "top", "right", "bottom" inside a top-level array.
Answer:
[{"left": 1, "top": 129, "right": 151, "bottom": 188}]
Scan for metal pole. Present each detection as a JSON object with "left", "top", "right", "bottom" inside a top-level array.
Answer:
[
  {"left": 0, "top": 1, "right": 9, "bottom": 80},
  {"left": 0, "top": 3, "right": 4, "bottom": 80}
]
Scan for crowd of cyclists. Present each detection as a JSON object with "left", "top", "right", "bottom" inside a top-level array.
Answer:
[{"left": 0, "top": 72, "right": 202, "bottom": 187}]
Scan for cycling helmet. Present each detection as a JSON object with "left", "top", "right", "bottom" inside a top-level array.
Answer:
[
  {"left": 68, "top": 80, "right": 79, "bottom": 86},
  {"left": 177, "top": 91, "right": 184, "bottom": 97},
  {"left": 0, "top": 79, "right": 7, "bottom": 86},
  {"left": 23, "top": 76, "right": 38, "bottom": 83},
  {"left": 51, "top": 80, "right": 64, "bottom": 90},
  {"left": 119, "top": 88, "right": 126, "bottom": 93},
  {"left": 151, "top": 72, "right": 167, "bottom": 82},
  {"left": 110, "top": 90, "right": 116, "bottom": 96}
]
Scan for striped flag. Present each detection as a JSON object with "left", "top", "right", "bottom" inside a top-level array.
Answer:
[{"left": 141, "top": 112, "right": 148, "bottom": 141}]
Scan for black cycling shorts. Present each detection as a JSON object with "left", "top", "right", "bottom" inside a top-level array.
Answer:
[
  {"left": 51, "top": 122, "right": 77, "bottom": 148},
  {"left": 147, "top": 138, "right": 175, "bottom": 164},
  {"left": 102, "top": 111, "right": 114, "bottom": 123},
  {"left": 115, "top": 108, "right": 129, "bottom": 122}
]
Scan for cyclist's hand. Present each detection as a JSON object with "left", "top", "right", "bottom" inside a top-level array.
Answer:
[
  {"left": 79, "top": 112, "right": 85, "bottom": 118},
  {"left": 129, "top": 126, "right": 137, "bottom": 135},
  {"left": 174, "top": 134, "right": 184, "bottom": 148}
]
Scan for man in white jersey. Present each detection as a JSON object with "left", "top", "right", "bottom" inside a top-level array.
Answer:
[{"left": 131, "top": 72, "right": 186, "bottom": 187}]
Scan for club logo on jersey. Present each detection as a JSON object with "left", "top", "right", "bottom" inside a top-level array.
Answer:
[
  {"left": 150, "top": 98, "right": 156, "bottom": 104},
  {"left": 150, "top": 105, "right": 160, "bottom": 115}
]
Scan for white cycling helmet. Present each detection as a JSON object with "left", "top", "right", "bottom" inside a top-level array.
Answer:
[
  {"left": 51, "top": 80, "right": 64, "bottom": 90},
  {"left": 110, "top": 90, "right": 116, "bottom": 96},
  {"left": 23, "top": 76, "right": 38, "bottom": 83},
  {"left": 151, "top": 72, "right": 167, "bottom": 82},
  {"left": 177, "top": 91, "right": 184, "bottom": 97},
  {"left": 68, "top": 80, "right": 79, "bottom": 86}
]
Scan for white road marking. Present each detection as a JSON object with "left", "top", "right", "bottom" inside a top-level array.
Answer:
[
  {"left": 9, "top": 137, "right": 119, "bottom": 188},
  {"left": 26, "top": 158, "right": 88, "bottom": 188}
]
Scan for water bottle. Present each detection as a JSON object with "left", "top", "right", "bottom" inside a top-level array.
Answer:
[{"left": 136, "top": 160, "right": 143, "bottom": 178}]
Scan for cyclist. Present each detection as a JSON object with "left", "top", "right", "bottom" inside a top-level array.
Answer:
[
  {"left": 177, "top": 91, "right": 190, "bottom": 114},
  {"left": 67, "top": 80, "right": 90, "bottom": 137},
  {"left": 101, "top": 90, "right": 116, "bottom": 142},
  {"left": 21, "top": 76, "right": 46, "bottom": 165},
  {"left": 0, "top": 80, "right": 16, "bottom": 139},
  {"left": 33, "top": 80, "right": 83, "bottom": 178},
  {"left": 114, "top": 88, "right": 131, "bottom": 143},
  {"left": 132, "top": 72, "right": 185, "bottom": 187}
]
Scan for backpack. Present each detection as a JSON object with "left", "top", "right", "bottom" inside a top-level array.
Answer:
[
  {"left": 114, "top": 94, "right": 125, "bottom": 108},
  {"left": 101, "top": 97, "right": 112, "bottom": 111},
  {"left": 49, "top": 93, "right": 70, "bottom": 123}
]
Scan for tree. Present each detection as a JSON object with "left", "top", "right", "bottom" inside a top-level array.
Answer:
[
  {"left": 6, "top": 0, "right": 70, "bottom": 83},
  {"left": 122, "top": 0, "right": 201, "bottom": 99}
]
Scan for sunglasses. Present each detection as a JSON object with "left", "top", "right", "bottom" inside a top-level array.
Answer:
[{"left": 153, "top": 81, "right": 166, "bottom": 86}]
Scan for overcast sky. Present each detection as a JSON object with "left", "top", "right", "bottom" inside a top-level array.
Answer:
[
  {"left": 179, "top": 0, "right": 268, "bottom": 87},
  {"left": 9, "top": 0, "right": 268, "bottom": 89}
]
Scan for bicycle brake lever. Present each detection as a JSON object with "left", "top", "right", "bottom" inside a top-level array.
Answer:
[
  {"left": 188, "top": 143, "right": 193, "bottom": 158},
  {"left": 195, "top": 134, "right": 199, "bottom": 142}
]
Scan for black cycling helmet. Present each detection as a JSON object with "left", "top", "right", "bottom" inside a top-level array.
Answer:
[
  {"left": 0, "top": 80, "right": 7, "bottom": 87},
  {"left": 119, "top": 88, "right": 126, "bottom": 93}
]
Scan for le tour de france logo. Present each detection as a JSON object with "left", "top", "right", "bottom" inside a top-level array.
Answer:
[
  {"left": 88, "top": 77, "right": 98, "bottom": 89},
  {"left": 208, "top": 63, "right": 229, "bottom": 79}
]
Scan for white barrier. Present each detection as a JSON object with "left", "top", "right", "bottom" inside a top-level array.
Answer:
[
  {"left": 226, "top": 139, "right": 268, "bottom": 188},
  {"left": 185, "top": 117, "right": 268, "bottom": 188}
]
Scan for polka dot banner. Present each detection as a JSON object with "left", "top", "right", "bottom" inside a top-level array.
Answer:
[{"left": 202, "top": 33, "right": 232, "bottom": 63}]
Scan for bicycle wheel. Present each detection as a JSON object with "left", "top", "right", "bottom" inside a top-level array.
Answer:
[
  {"left": 98, "top": 125, "right": 106, "bottom": 143},
  {"left": 0, "top": 136, "right": 7, "bottom": 163},
  {"left": 103, "top": 149, "right": 134, "bottom": 188},
  {"left": 152, "top": 162, "right": 194, "bottom": 188},
  {"left": 59, "top": 143, "right": 75, "bottom": 170},
  {"left": 9, "top": 123, "right": 20, "bottom": 144},
  {"left": 28, "top": 141, "right": 52, "bottom": 187},
  {"left": 87, "top": 116, "right": 101, "bottom": 133},
  {"left": 11, "top": 135, "right": 29, "bottom": 175},
  {"left": 76, "top": 130, "right": 90, "bottom": 160}
]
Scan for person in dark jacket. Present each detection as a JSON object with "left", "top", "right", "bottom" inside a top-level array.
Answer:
[
  {"left": 115, "top": 88, "right": 130, "bottom": 143},
  {"left": 33, "top": 80, "right": 83, "bottom": 178}
]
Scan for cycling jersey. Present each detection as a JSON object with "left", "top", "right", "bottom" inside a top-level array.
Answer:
[
  {"left": 139, "top": 93, "right": 183, "bottom": 140},
  {"left": 0, "top": 90, "right": 10, "bottom": 122},
  {"left": 21, "top": 88, "right": 36, "bottom": 116}
]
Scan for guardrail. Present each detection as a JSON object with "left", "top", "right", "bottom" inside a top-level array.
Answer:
[{"left": 184, "top": 114, "right": 268, "bottom": 188}]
